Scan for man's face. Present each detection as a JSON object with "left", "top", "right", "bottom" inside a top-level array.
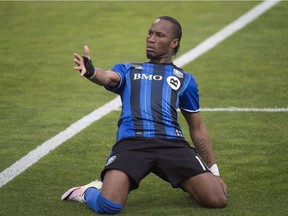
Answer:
[{"left": 146, "top": 19, "right": 178, "bottom": 61}]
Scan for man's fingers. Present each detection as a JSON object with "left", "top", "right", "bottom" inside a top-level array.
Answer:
[
  {"left": 84, "top": 45, "right": 90, "bottom": 59},
  {"left": 73, "top": 65, "right": 82, "bottom": 70},
  {"left": 72, "top": 48, "right": 90, "bottom": 77},
  {"left": 80, "top": 68, "right": 87, "bottom": 77},
  {"left": 73, "top": 54, "right": 86, "bottom": 76},
  {"left": 73, "top": 53, "right": 82, "bottom": 60},
  {"left": 73, "top": 64, "right": 87, "bottom": 77},
  {"left": 73, "top": 58, "right": 81, "bottom": 66}
]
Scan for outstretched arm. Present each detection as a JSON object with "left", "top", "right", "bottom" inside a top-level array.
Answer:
[{"left": 73, "top": 45, "right": 120, "bottom": 88}]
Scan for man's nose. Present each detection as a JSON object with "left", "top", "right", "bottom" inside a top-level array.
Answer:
[{"left": 147, "top": 35, "right": 156, "bottom": 43}]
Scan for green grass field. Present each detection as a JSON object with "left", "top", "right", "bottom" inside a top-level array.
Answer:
[{"left": 0, "top": 1, "right": 287, "bottom": 215}]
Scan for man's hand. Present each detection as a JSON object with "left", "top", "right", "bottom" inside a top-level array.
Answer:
[
  {"left": 73, "top": 45, "right": 96, "bottom": 79},
  {"left": 215, "top": 176, "right": 228, "bottom": 197}
]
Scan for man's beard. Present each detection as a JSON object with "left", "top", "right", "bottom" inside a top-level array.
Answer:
[{"left": 146, "top": 51, "right": 160, "bottom": 60}]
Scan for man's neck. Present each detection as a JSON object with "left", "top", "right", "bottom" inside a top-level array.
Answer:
[{"left": 148, "top": 57, "right": 173, "bottom": 64}]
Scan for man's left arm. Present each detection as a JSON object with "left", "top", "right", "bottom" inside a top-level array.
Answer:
[{"left": 181, "top": 110, "right": 228, "bottom": 193}]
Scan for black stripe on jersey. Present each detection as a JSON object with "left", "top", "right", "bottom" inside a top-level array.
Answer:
[
  {"left": 170, "top": 66, "right": 183, "bottom": 128},
  {"left": 170, "top": 65, "right": 185, "bottom": 136},
  {"left": 151, "top": 64, "right": 166, "bottom": 135},
  {"left": 129, "top": 63, "right": 144, "bottom": 136}
]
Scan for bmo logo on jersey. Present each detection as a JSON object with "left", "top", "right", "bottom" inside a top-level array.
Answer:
[
  {"left": 133, "top": 73, "right": 163, "bottom": 81},
  {"left": 167, "top": 76, "right": 181, "bottom": 90}
]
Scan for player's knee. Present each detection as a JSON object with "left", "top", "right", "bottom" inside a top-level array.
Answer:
[
  {"left": 207, "top": 195, "right": 227, "bottom": 208},
  {"left": 195, "top": 191, "right": 227, "bottom": 208}
]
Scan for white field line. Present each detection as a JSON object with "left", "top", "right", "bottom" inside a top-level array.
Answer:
[
  {"left": 200, "top": 107, "right": 288, "bottom": 112},
  {"left": 115, "top": 107, "right": 288, "bottom": 112},
  {"left": 174, "top": 0, "right": 282, "bottom": 67},
  {"left": 0, "top": 0, "right": 283, "bottom": 188},
  {"left": 0, "top": 97, "right": 121, "bottom": 188}
]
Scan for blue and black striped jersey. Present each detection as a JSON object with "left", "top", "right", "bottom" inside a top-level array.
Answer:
[{"left": 106, "top": 62, "right": 199, "bottom": 142}]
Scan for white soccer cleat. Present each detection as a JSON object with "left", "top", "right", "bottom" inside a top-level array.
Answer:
[{"left": 61, "top": 180, "right": 102, "bottom": 203}]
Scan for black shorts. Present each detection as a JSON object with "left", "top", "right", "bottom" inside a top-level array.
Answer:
[{"left": 101, "top": 138, "right": 211, "bottom": 190}]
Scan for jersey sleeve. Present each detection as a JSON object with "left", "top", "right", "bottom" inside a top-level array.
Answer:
[
  {"left": 104, "top": 63, "right": 127, "bottom": 94},
  {"left": 179, "top": 74, "right": 200, "bottom": 112}
]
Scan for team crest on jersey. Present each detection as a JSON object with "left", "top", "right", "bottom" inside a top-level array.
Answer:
[
  {"left": 173, "top": 69, "right": 184, "bottom": 78},
  {"left": 105, "top": 155, "right": 116, "bottom": 166},
  {"left": 167, "top": 76, "right": 181, "bottom": 90}
]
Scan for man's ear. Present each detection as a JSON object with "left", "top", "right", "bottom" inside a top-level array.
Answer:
[{"left": 171, "top": 39, "right": 179, "bottom": 49}]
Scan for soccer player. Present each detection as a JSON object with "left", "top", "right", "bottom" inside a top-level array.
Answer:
[{"left": 61, "top": 16, "right": 228, "bottom": 214}]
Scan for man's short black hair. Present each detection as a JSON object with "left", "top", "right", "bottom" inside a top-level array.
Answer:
[{"left": 158, "top": 16, "right": 182, "bottom": 56}]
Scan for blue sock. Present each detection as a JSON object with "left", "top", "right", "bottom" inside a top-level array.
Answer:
[{"left": 84, "top": 188, "right": 124, "bottom": 214}]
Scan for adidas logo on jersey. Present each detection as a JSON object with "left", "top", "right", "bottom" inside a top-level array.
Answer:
[{"left": 132, "top": 65, "right": 143, "bottom": 70}]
